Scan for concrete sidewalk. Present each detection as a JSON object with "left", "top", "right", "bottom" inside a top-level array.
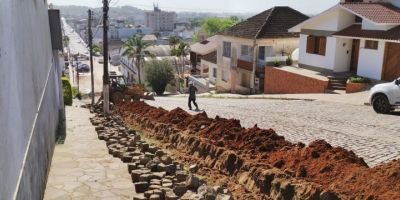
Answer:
[
  {"left": 173, "top": 90, "right": 370, "bottom": 106},
  {"left": 44, "top": 102, "right": 133, "bottom": 200}
]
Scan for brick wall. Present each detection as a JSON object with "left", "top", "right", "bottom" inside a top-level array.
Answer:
[{"left": 264, "top": 67, "right": 329, "bottom": 94}]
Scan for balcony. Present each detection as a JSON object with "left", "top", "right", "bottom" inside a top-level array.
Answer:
[{"left": 237, "top": 59, "right": 253, "bottom": 71}]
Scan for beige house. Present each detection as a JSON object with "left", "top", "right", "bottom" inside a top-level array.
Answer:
[{"left": 215, "top": 7, "right": 309, "bottom": 94}]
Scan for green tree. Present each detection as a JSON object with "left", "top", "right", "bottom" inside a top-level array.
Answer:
[
  {"left": 193, "top": 17, "right": 238, "bottom": 42},
  {"left": 122, "top": 34, "right": 152, "bottom": 84},
  {"left": 169, "top": 37, "right": 189, "bottom": 92},
  {"left": 145, "top": 59, "right": 175, "bottom": 95},
  {"left": 92, "top": 44, "right": 102, "bottom": 55}
]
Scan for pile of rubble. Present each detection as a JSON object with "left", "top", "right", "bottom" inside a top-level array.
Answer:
[
  {"left": 112, "top": 101, "right": 400, "bottom": 200},
  {"left": 89, "top": 106, "right": 233, "bottom": 200}
]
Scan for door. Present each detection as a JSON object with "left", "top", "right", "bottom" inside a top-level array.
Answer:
[
  {"left": 382, "top": 43, "right": 400, "bottom": 81},
  {"left": 350, "top": 39, "right": 360, "bottom": 73}
]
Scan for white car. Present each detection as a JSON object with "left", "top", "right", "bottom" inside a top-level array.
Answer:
[{"left": 369, "top": 78, "right": 400, "bottom": 113}]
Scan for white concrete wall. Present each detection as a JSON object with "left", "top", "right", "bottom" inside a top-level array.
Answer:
[
  {"left": 333, "top": 37, "right": 353, "bottom": 72},
  {"left": 362, "top": 20, "right": 396, "bottom": 31},
  {"left": 299, "top": 34, "right": 337, "bottom": 70},
  {"left": 357, "top": 40, "right": 385, "bottom": 80},
  {"left": 302, "top": 8, "right": 354, "bottom": 32},
  {"left": 0, "top": 0, "right": 63, "bottom": 199},
  {"left": 202, "top": 60, "right": 217, "bottom": 84}
]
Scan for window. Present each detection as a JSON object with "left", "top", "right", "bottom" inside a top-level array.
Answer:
[
  {"left": 259, "top": 46, "right": 266, "bottom": 60},
  {"left": 212, "top": 68, "right": 217, "bottom": 78},
  {"left": 241, "top": 45, "right": 250, "bottom": 56},
  {"left": 223, "top": 41, "right": 231, "bottom": 58},
  {"left": 365, "top": 40, "right": 378, "bottom": 50},
  {"left": 265, "top": 46, "right": 273, "bottom": 57},
  {"left": 222, "top": 70, "right": 229, "bottom": 82},
  {"left": 306, "top": 36, "right": 327, "bottom": 56}
]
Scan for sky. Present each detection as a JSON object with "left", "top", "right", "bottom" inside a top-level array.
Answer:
[{"left": 48, "top": 0, "right": 339, "bottom": 14}]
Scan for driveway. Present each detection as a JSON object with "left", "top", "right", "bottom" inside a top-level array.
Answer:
[{"left": 146, "top": 97, "right": 400, "bottom": 167}]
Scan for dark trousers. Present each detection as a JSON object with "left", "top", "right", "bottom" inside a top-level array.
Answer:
[{"left": 188, "top": 97, "right": 198, "bottom": 110}]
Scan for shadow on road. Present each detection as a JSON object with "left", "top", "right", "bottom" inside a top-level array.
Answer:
[{"left": 389, "top": 111, "right": 400, "bottom": 116}]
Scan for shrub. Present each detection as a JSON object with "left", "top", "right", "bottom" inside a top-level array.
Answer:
[
  {"left": 349, "top": 76, "right": 370, "bottom": 84},
  {"left": 145, "top": 59, "right": 175, "bottom": 95},
  {"left": 286, "top": 54, "right": 293, "bottom": 66},
  {"left": 273, "top": 60, "right": 281, "bottom": 67},
  {"left": 61, "top": 76, "right": 73, "bottom": 106},
  {"left": 71, "top": 87, "right": 82, "bottom": 100}
]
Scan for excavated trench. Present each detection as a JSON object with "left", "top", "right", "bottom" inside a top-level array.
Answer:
[{"left": 114, "top": 101, "right": 400, "bottom": 200}]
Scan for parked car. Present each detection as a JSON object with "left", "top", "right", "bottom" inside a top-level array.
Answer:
[
  {"left": 98, "top": 58, "right": 104, "bottom": 64},
  {"left": 369, "top": 78, "right": 400, "bottom": 114},
  {"left": 77, "top": 64, "right": 90, "bottom": 73}
]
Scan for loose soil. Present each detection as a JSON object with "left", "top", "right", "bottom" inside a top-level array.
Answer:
[{"left": 115, "top": 101, "right": 400, "bottom": 199}]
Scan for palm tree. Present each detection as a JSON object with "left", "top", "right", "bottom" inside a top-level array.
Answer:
[
  {"left": 168, "top": 36, "right": 180, "bottom": 49},
  {"left": 176, "top": 41, "right": 190, "bottom": 76},
  {"left": 169, "top": 36, "right": 182, "bottom": 91},
  {"left": 122, "top": 34, "right": 152, "bottom": 84},
  {"left": 170, "top": 40, "right": 189, "bottom": 92}
]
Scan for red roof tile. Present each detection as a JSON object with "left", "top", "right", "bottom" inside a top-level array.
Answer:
[
  {"left": 333, "top": 24, "right": 400, "bottom": 41},
  {"left": 220, "top": 7, "right": 309, "bottom": 39},
  {"left": 340, "top": 3, "right": 400, "bottom": 24}
]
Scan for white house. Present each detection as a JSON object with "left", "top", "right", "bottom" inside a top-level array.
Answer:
[
  {"left": 215, "top": 7, "right": 309, "bottom": 94},
  {"left": 290, "top": 0, "right": 400, "bottom": 81}
]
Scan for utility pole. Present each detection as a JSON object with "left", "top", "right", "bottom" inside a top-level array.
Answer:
[
  {"left": 75, "top": 54, "right": 80, "bottom": 92},
  {"left": 102, "top": 0, "right": 110, "bottom": 114},
  {"left": 88, "top": 9, "right": 95, "bottom": 105}
]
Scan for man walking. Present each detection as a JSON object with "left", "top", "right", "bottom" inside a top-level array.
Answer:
[{"left": 188, "top": 81, "right": 199, "bottom": 111}]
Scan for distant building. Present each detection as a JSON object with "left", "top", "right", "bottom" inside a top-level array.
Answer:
[
  {"left": 145, "top": 4, "right": 177, "bottom": 32},
  {"left": 92, "top": 25, "right": 153, "bottom": 44}
]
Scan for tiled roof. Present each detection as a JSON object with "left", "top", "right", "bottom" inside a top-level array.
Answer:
[
  {"left": 333, "top": 24, "right": 400, "bottom": 41},
  {"left": 340, "top": 3, "right": 400, "bottom": 24},
  {"left": 202, "top": 51, "right": 217, "bottom": 64},
  {"left": 190, "top": 35, "right": 220, "bottom": 55},
  {"left": 220, "top": 7, "right": 309, "bottom": 39}
]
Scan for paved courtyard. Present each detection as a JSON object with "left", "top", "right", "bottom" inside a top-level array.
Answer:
[
  {"left": 44, "top": 104, "right": 133, "bottom": 200},
  {"left": 146, "top": 97, "right": 400, "bottom": 167}
]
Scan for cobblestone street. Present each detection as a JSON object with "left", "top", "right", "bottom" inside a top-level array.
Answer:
[{"left": 146, "top": 97, "right": 400, "bottom": 167}]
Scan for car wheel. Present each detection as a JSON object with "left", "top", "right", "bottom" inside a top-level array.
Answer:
[{"left": 372, "top": 94, "right": 391, "bottom": 114}]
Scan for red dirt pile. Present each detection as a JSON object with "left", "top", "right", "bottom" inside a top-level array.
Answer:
[{"left": 115, "top": 101, "right": 400, "bottom": 199}]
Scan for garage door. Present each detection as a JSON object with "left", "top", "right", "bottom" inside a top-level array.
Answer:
[{"left": 382, "top": 42, "right": 400, "bottom": 81}]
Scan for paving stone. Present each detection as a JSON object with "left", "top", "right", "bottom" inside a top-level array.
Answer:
[
  {"left": 165, "top": 191, "right": 179, "bottom": 200},
  {"left": 176, "top": 171, "right": 188, "bottom": 182},
  {"left": 148, "top": 145, "right": 159, "bottom": 154},
  {"left": 149, "top": 184, "right": 162, "bottom": 190},
  {"left": 181, "top": 191, "right": 203, "bottom": 200},
  {"left": 149, "top": 194, "right": 161, "bottom": 200},
  {"left": 133, "top": 194, "right": 146, "bottom": 200},
  {"left": 144, "top": 190, "right": 154, "bottom": 198},
  {"left": 135, "top": 182, "right": 149, "bottom": 193},
  {"left": 139, "top": 174, "right": 151, "bottom": 182},
  {"left": 161, "top": 156, "right": 173, "bottom": 165},
  {"left": 216, "top": 194, "right": 233, "bottom": 200},
  {"left": 186, "top": 175, "right": 200, "bottom": 189},
  {"left": 155, "top": 150, "right": 165, "bottom": 157},
  {"left": 128, "top": 163, "right": 138, "bottom": 173},
  {"left": 188, "top": 164, "right": 199, "bottom": 174},
  {"left": 145, "top": 152, "right": 155, "bottom": 159},
  {"left": 173, "top": 184, "right": 187, "bottom": 197}
]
